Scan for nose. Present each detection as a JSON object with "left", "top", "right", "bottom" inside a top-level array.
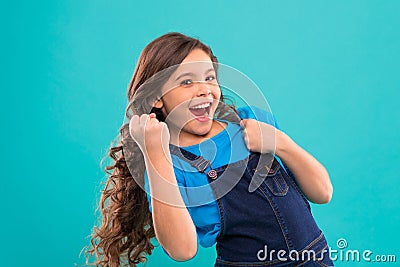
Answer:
[{"left": 196, "top": 82, "right": 211, "bottom": 97}]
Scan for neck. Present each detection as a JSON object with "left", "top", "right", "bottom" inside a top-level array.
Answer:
[{"left": 169, "top": 120, "right": 227, "bottom": 147}]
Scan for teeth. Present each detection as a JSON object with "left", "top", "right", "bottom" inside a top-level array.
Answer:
[{"left": 190, "top": 102, "right": 211, "bottom": 109}]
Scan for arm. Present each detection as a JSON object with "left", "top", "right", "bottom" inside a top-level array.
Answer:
[
  {"left": 130, "top": 114, "right": 197, "bottom": 261},
  {"left": 275, "top": 130, "right": 333, "bottom": 204},
  {"left": 145, "top": 150, "right": 197, "bottom": 260},
  {"left": 241, "top": 119, "right": 333, "bottom": 204}
]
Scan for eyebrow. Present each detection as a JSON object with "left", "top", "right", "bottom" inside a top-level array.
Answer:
[{"left": 175, "top": 68, "right": 215, "bottom": 81}]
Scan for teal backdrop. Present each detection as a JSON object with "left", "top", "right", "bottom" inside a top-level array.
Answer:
[{"left": 2, "top": 1, "right": 399, "bottom": 266}]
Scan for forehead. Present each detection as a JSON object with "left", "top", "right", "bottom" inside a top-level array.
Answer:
[
  {"left": 182, "top": 48, "right": 212, "bottom": 63},
  {"left": 173, "top": 49, "right": 214, "bottom": 76}
]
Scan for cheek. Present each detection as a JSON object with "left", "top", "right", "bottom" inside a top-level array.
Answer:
[
  {"left": 213, "top": 88, "right": 222, "bottom": 100},
  {"left": 162, "top": 98, "right": 191, "bottom": 125}
]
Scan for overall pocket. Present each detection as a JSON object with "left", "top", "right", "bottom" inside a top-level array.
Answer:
[{"left": 257, "top": 160, "right": 289, "bottom": 196}]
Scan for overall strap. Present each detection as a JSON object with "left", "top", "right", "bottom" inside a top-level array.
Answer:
[{"left": 169, "top": 144, "right": 211, "bottom": 173}]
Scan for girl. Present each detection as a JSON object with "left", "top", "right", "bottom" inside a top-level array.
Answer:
[{"left": 86, "top": 32, "right": 334, "bottom": 267}]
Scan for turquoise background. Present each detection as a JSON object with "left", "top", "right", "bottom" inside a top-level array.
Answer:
[{"left": 2, "top": 1, "right": 399, "bottom": 266}]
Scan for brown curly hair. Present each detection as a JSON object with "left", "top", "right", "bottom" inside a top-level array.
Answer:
[{"left": 84, "top": 32, "right": 239, "bottom": 267}]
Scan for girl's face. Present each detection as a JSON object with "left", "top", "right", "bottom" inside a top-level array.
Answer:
[{"left": 155, "top": 48, "right": 221, "bottom": 143}]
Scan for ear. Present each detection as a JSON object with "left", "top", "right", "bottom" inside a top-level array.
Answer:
[{"left": 153, "top": 98, "right": 164, "bottom": 109}]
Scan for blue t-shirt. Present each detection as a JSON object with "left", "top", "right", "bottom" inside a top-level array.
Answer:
[{"left": 144, "top": 106, "right": 280, "bottom": 248}]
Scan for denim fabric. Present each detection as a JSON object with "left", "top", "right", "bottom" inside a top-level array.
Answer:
[
  {"left": 146, "top": 106, "right": 282, "bottom": 247},
  {"left": 169, "top": 146, "right": 334, "bottom": 267}
]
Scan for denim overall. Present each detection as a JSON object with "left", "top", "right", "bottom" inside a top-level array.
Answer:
[{"left": 169, "top": 145, "right": 334, "bottom": 267}]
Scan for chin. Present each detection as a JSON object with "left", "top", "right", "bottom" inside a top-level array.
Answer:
[{"left": 188, "top": 121, "right": 213, "bottom": 136}]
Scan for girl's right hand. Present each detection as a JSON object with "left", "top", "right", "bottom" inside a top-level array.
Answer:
[{"left": 129, "top": 113, "right": 170, "bottom": 156}]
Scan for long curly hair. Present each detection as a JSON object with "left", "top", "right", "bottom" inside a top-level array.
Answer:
[{"left": 84, "top": 32, "right": 239, "bottom": 267}]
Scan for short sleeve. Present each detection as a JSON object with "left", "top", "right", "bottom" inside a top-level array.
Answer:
[{"left": 237, "top": 105, "right": 280, "bottom": 130}]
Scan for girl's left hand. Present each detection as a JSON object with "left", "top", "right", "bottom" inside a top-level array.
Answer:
[
  {"left": 240, "top": 119, "right": 277, "bottom": 154},
  {"left": 241, "top": 119, "right": 333, "bottom": 203}
]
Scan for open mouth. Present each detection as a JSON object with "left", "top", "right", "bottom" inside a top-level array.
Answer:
[{"left": 189, "top": 102, "right": 212, "bottom": 120}]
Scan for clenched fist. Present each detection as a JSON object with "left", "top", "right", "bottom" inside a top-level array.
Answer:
[
  {"left": 129, "top": 113, "right": 170, "bottom": 156},
  {"left": 240, "top": 119, "right": 277, "bottom": 154}
]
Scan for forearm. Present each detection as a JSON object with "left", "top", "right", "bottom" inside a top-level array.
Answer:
[
  {"left": 275, "top": 130, "right": 333, "bottom": 204},
  {"left": 144, "top": 151, "right": 197, "bottom": 261}
]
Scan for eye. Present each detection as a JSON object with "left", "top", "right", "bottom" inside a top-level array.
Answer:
[
  {"left": 205, "top": 75, "right": 216, "bottom": 82},
  {"left": 180, "top": 79, "right": 193, "bottom": 86}
]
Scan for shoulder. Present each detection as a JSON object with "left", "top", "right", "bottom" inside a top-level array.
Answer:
[{"left": 237, "top": 106, "right": 280, "bottom": 129}]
